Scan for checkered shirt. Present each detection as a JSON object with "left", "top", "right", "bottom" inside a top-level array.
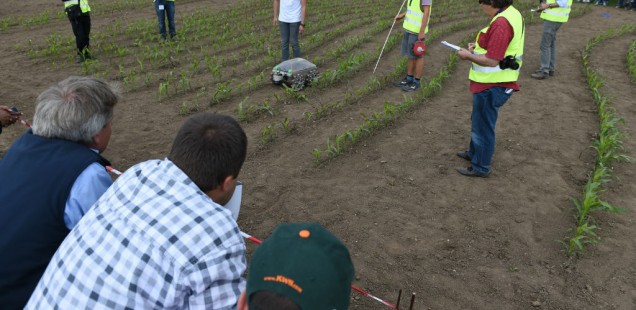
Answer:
[{"left": 26, "top": 159, "right": 247, "bottom": 309}]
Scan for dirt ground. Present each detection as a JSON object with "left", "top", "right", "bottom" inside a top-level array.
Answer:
[{"left": 1, "top": 1, "right": 635, "bottom": 309}]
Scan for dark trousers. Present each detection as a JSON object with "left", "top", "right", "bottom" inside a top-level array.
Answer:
[{"left": 68, "top": 13, "right": 91, "bottom": 56}]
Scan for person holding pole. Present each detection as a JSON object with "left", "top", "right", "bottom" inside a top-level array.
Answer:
[
  {"left": 455, "top": 0, "right": 524, "bottom": 177},
  {"left": 237, "top": 223, "right": 355, "bottom": 310},
  {"left": 0, "top": 77, "right": 119, "bottom": 309},
  {"left": 27, "top": 112, "right": 249, "bottom": 309},
  {"left": 393, "top": 0, "right": 432, "bottom": 92},
  {"left": 273, "top": 0, "right": 307, "bottom": 62},
  {"left": 531, "top": 0, "right": 572, "bottom": 79}
]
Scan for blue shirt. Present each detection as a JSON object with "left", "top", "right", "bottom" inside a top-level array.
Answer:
[{"left": 63, "top": 152, "right": 112, "bottom": 229}]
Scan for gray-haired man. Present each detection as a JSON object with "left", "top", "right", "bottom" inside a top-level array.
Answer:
[{"left": 0, "top": 76, "right": 120, "bottom": 309}]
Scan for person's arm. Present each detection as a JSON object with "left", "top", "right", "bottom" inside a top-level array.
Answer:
[
  {"left": 458, "top": 18, "right": 513, "bottom": 67},
  {"left": 0, "top": 106, "right": 17, "bottom": 128},
  {"left": 541, "top": 0, "right": 567, "bottom": 10},
  {"left": 458, "top": 49, "right": 500, "bottom": 67},
  {"left": 418, "top": 4, "right": 431, "bottom": 41},
  {"left": 395, "top": 12, "right": 406, "bottom": 21},
  {"left": 186, "top": 243, "right": 247, "bottom": 309},
  {"left": 273, "top": 0, "right": 279, "bottom": 26},
  {"left": 64, "top": 162, "right": 113, "bottom": 229},
  {"left": 299, "top": 0, "right": 307, "bottom": 34}
]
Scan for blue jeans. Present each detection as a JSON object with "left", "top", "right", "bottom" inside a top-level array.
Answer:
[
  {"left": 155, "top": 0, "right": 175, "bottom": 39},
  {"left": 467, "top": 87, "right": 512, "bottom": 175},
  {"left": 279, "top": 22, "right": 300, "bottom": 61},
  {"left": 539, "top": 20, "right": 562, "bottom": 73}
]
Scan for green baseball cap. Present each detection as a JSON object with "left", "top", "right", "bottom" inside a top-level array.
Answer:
[{"left": 247, "top": 223, "right": 355, "bottom": 310}]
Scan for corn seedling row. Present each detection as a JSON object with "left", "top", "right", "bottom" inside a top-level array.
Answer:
[{"left": 565, "top": 24, "right": 635, "bottom": 256}]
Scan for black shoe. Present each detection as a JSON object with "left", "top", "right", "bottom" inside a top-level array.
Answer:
[
  {"left": 393, "top": 77, "right": 412, "bottom": 87},
  {"left": 548, "top": 70, "right": 555, "bottom": 76},
  {"left": 402, "top": 81, "right": 420, "bottom": 92},
  {"left": 456, "top": 166, "right": 490, "bottom": 178},
  {"left": 456, "top": 151, "right": 471, "bottom": 161}
]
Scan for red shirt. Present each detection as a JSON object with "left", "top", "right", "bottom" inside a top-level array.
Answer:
[{"left": 469, "top": 6, "right": 520, "bottom": 94}]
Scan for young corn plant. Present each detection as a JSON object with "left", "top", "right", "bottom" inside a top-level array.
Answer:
[
  {"left": 565, "top": 26, "right": 635, "bottom": 256},
  {"left": 628, "top": 40, "right": 636, "bottom": 83},
  {"left": 261, "top": 124, "right": 276, "bottom": 145},
  {"left": 210, "top": 82, "right": 232, "bottom": 106},
  {"left": 236, "top": 96, "right": 251, "bottom": 122},
  {"left": 158, "top": 81, "right": 169, "bottom": 98}
]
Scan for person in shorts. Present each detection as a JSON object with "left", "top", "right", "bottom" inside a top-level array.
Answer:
[{"left": 394, "top": 0, "right": 432, "bottom": 92}]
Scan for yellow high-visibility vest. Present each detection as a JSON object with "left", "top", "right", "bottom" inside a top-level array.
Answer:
[
  {"left": 541, "top": 0, "right": 573, "bottom": 23},
  {"left": 64, "top": 0, "right": 91, "bottom": 14},
  {"left": 403, "top": 0, "right": 431, "bottom": 35},
  {"left": 469, "top": 6, "right": 524, "bottom": 84}
]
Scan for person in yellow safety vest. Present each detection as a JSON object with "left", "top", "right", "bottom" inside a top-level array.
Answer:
[
  {"left": 63, "top": 0, "right": 92, "bottom": 62},
  {"left": 455, "top": 0, "right": 524, "bottom": 177},
  {"left": 393, "top": 0, "right": 432, "bottom": 92},
  {"left": 531, "top": 0, "right": 572, "bottom": 79}
]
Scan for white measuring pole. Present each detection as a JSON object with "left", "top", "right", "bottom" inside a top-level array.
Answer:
[{"left": 373, "top": 0, "right": 407, "bottom": 74}]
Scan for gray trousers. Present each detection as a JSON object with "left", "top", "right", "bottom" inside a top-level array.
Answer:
[{"left": 539, "top": 20, "right": 563, "bottom": 73}]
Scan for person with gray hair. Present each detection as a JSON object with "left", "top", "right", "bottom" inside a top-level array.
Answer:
[{"left": 0, "top": 76, "right": 120, "bottom": 309}]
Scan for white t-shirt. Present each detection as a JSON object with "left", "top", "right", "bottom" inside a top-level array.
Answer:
[{"left": 278, "top": 0, "right": 302, "bottom": 23}]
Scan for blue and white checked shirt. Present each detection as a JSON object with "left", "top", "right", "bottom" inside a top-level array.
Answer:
[{"left": 26, "top": 159, "right": 247, "bottom": 309}]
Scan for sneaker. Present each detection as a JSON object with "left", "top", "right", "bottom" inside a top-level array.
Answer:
[
  {"left": 393, "top": 77, "right": 412, "bottom": 87},
  {"left": 531, "top": 70, "right": 550, "bottom": 80},
  {"left": 402, "top": 81, "right": 420, "bottom": 92},
  {"left": 456, "top": 166, "right": 490, "bottom": 178},
  {"left": 456, "top": 151, "right": 471, "bottom": 161}
]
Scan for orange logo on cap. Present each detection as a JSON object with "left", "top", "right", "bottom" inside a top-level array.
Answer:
[
  {"left": 299, "top": 230, "right": 310, "bottom": 238},
  {"left": 263, "top": 275, "right": 303, "bottom": 293}
]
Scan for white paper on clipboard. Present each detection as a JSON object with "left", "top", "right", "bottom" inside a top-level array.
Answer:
[
  {"left": 441, "top": 41, "right": 461, "bottom": 51},
  {"left": 224, "top": 181, "right": 242, "bottom": 221}
]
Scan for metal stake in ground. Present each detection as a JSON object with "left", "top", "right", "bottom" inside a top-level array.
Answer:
[{"left": 373, "top": 0, "right": 407, "bottom": 74}]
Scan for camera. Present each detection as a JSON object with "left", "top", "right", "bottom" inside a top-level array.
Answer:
[{"left": 499, "top": 55, "right": 520, "bottom": 70}]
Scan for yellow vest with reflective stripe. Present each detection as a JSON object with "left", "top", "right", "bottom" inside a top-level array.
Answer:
[
  {"left": 469, "top": 6, "right": 524, "bottom": 84},
  {"left": 64, "top": 0, "right": 91, "bottom": 14},
  {"left": 403, "top": 0, "right": 431, "bottom": 35},
  {"left": 540, "top": 0, "right": 572, "bottom": 23}
]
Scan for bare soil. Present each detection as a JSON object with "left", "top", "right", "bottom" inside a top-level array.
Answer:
[{"left": 1, "top": 1, "right": 635, "bottom": 309}]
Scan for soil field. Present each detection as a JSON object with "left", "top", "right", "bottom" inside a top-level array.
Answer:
[{"left": 1, "top": 0, "right": 635, "bottom": 309}]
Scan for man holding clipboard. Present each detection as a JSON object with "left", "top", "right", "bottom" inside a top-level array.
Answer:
[
  {"left": 454, "top": 0, "right": 524, "bottom": 177},
  {"left": 531, "top": 0, "right": 572, "bottom": 79}
]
